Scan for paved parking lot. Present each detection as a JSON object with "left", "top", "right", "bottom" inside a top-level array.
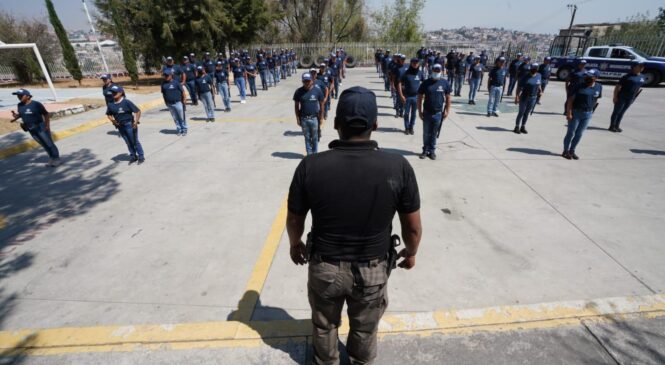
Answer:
[{"left": 0, "top": 68, "right": 664, "bottom": 364}]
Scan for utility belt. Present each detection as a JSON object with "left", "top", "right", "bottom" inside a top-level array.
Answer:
[
  {"left": 300, "top": 114, "right": 318, "bottom": 119},
  {"left": 306, "top": 233, "right": 401, "bottom": 276}
]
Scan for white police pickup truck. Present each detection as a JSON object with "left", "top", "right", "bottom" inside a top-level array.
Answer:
[{"left": 550, "top": 45, "right": 665, "bottom": 86}]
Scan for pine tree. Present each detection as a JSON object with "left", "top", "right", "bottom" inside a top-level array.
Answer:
[
  {"left": 45, "top": 0, "right": 83, "bottom": 84},
  {"left": 109, "top": 0, "right": 139, "bottom": 84}
]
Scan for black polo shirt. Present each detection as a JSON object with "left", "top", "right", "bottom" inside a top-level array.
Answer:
[{"left": 288, "top": 140, "right": 420, "bottom": 261}]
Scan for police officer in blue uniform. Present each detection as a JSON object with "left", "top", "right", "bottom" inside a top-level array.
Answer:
[
  {"left": 609, "top": 60, "right": 646, "bottom": 132},
  {"left": 417, "top": 64, "right": 452, "bottom": 160},
  {"left": 398, "top": 58, "right": 424, "bottom": 135},
  {"left": 382, "top": 50, "right": 392, "bottom": 91},
  {"left": 487, "top": 57, "right": 507, "bottom": 117},
  {"left": 467, "top": 57, "right": 483, "bottom": 105},
  {"left": 329, "top": 57, "right": 341, "bottom": 99},
  {"left": 564, "top": 60, "right": 587, "bottom": 114},
  {"left": 257, "top": 55, "right": 269, "bottom": 91},
  {"left": 317, "top": 62, "right": 332, "bottom": 119},
  {"left": 232, "top": 58, "right": 248, "bottom": 104},
  {"left": 453, "top": 53, "right": 467, "bottom": 97},
  {"left": 478, "top": 50, "right": 488, "bottom": 91},
  {"left": 202, "top": 52, "right": 215, "bottom": 75},
  {"left": 293, "top": 72, "right": 325, "bottom": 155},
  {"left": 445, "top": 49, "right": 457, "bottom": 87},
  {"left": 161, "top": 68, "right": 188, "bottom": 135},
  {"left": 536, "top": 57, "right": 552, "bottom": 105},
  {"left": 195, "top": 66, "right": 216, "bottom": 122},
  {"left": 100, "top": 73, "right": 117, "bottom": 106},
  {"left": 514, "top": 63, "right": 542, "bottom": 134},
  {"left": 507, "top": 52, "right": 523, "bottom": 96},
  {"left": 310, "top": 67, "right": 330, "bottom": 123},
  {"left": 105, "top": 85, "right": 144, "bottom": 164},
  {"left": 267, "top": 53, "right": 277, "bottom": 86},
  {"left": 563, "top": 69, "right": 602, "bottom": 159},
  {"left": 390, "top": 55, "right": 407, "bottom": 117},
  {"left": 182, "top": 56, "right": 198, "bottom": 106},
  {"left": 162, "top": 56, "right": 185, "bottom": 84},
  {"left": 245, "top": 60, "right": 258, "bottom": 97},
  {"left": 11, "top": 89, "right": 61, "bottom": 166},
  {"left": 214, "top": 61, "right": 232, "bottom": 112}
]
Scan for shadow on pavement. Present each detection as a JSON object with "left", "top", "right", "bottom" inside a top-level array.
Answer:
[
  {"left": 630, "top": 149, "right": 665, "bottom": 156},
  {"left": 506, "top": 148, "right": 558, "bottom": 156},
  {"left": 376, "top": 127, "right": 403, "bottom": 133},
  {"left": 227, "top": 290, "right": 309, "bottom": 364},
  {"left": 272, "top": 152, "right": 304, "bottom": 160},
  {"left": 456, "top": 111, "right": 487, "bottom": 116},
  {"left": 377, "top": 112, "right": 396, "bottom": 117},
  {"left": 283, "top": 131, "right": 304, "bottom": 137},
  {"left": 159, "top": 129, "right": 179, "bottom": 135},
  {"left": 476, "top": 126, "right": 512, "bottom": 132},
  {"left": 586, "top": 126, "right": 610, "bottom": 131},
  {"left": 377, "top": 105, "right": 392, "bottom": 109},
  {"left": 106, "top": 130, "right": 121, "bottom": 136},
  {"left": 381, "top": 148, "right": 419, "bottom": 156},
  {"left": 0, "top": 148, "right": 121, "bottom": 250}
]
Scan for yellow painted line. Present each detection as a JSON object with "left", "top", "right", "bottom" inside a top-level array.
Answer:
[
  {"left": 0, "top": 99, "right": 163, "bottom": 160},
  {"left": 230, "top": 197, "right": 289, "bottom": 322},
  {"left": 1, "top": 294, "right": 665, "bottom": 356}
]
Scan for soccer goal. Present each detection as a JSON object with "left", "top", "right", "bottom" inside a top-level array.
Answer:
[{"left": 0, "top": 41, "right": 58, "bottom": 101}]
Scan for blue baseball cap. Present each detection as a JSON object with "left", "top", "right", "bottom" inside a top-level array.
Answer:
[
  {"left": 110, "top": 85, "right": 124, "bottom": 94},
  {"left": 432, "top": 63, "right": 443, "bottom": 70},
  {"left": 301, "top": 72, "right": 312, "bottom": 81},
  {"left": 100, "top": 73, "right": 111, "bottom": 79},
  {"left": 586, "top": 69, "right": 600, "bottom": 78},
  {"left": 530, "top": 63, "right": 539, "bottom": 70},
  {"left": 216, "top": 61, "right": 223, "bottom": 65},
  {"left": 163, "top": 68, "right": 174, "bottom": 76},
  {"left": 544, "top": 56, "right": 552, "bottom": 61},
  {"left": 335, "top": 86, "right": 377, "bottom": 131},
  {"left": 580, "top": 59, "right": 587, "bottom": 64},
  {"left": 12, "top": 89, "right": 31, "bottom": 97},
  {"left": 400, "top": 54, "right": 406, "bottom": 59},
  {"left": 166, "top": 56, "right": 173, "bottom": 61},
  {"left": 498, "top": 56, "right": 506, "bottom": 62},
  {"left": 410, "top": 57, "right": 419, "bottom": 63}
]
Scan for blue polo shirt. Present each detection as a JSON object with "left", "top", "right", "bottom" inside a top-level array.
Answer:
[
  {"left": 293, "top": 86, "right": 324, "bottom": 117},
  {"left": 571, "top": 83, "right": 603, "bottom": 112},
  {"left": 106, "top": 98, "right": 140, "bottom": 125},
  {"left": 162, "top": 64, "right": 182, "bottom": 79},
  {"left": 182, "top": 63, "right": 197, "bottom": 81},
  {"left": 454, "top": 60, "right": 467, "bottom": 75},
  {"left": 618, "top": 72, "right": 645, "bottom": 100},
  {"left": 469, "top": 64, "right": 484, "bottom": 79},
  {"left": 232, "top": 65, "right": 245, "bottom": 79},
  {"left": 267, "top": 58, "right": 275, "bottom": 69},
  {"left": 257, "top": 60, "right": 267, "bottom": 71},
  {"left": 161, "top": 79, "right": 184, "bottom": 104},
  {"left": 194, "top": 74, "right": 213, "bottom": 93},
  {"left": 17, "top": 100, "right": 48, "bottom": 129},
  {"left": 214, "top": 69, "right": 229, "bottom": 84},
  {"left": 538, "top": 64, "right": 552, "bottom": 80},
  {"left": 102, "top": 82, "right": 118, "bottom": 105},
  {"left": 518, "top": 73, "right": 542, "bottom": 99},
  {"left": 245, "top": 64, "right": 257, "bottom": 77},
  {"left": 400, "top": 68, "right": 423, "bottom": 97},
  {"left": 489, "top": 67, "right": 507, "bottom": 87},
  {"left": 316, "top": 74, "right": 330, "bottom": 88},
  {"left": 418, "top": 78, "right": 451, "bottom": 114},
  {"left": 509, "top": 59, "right": 523, "bottom": 76}
]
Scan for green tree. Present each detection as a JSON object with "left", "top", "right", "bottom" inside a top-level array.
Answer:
[
  {"left": 0, "top": 11, "right": 59, "bottom": 84},
  {"left": 657, "top": 7, "right": 665, "bottom": 33},
  {"left": 371, "top": 0, "right": 425, "bottom": 43},
  {"left": 109, "top": 0, "right": 138, "bottom": 83},
  {"left": 220, "top": 0, "right": 272, "bottom": 50},
  {"left": 45, "top": 0, "right": 83, "bottom": 84}
]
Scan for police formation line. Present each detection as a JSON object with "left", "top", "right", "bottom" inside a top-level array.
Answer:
[
  {"left": 10, "top": 48, "right": 351, "bottom": 166},
  {"left": 369, "top": 47, "right": 648, "bottom": 160}
]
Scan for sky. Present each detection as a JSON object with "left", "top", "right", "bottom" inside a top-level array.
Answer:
[{"left": 0, "top": 0, "right": 663, "bottom": 35}]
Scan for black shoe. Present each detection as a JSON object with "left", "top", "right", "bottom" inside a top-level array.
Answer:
[
  {"left": 468, "top": 100, "right": 473, "bottom": 105},
  {"left": 471, "top": 100, "right": 476, "bottom": 105},
  {"left": 536, "top": 101, "right": 541, "bottom": 105},
  {"left": 520, "top": 126, "right": 528, "bottom": 134},
  {"left": 492, "top": 112, "right": 499, "bottom": 117},
  {"left": 404, "top": 129, "right": 410, "bottom": 135},
  {"left": 608, "top": 126, "right": 616, "bottom": 132},
  {"left": 419, "top": 152, "right": 428, "bottom": 159},
  {"left": 513, "top": 126, "right": 521, "bottom": 134},
  {"left": 395, "top": 113, "right": 399, "bottom": 118},
  {"left": 615, "top": 127, "right": 622, "bottom": 133},
  {"left": 225, "top": 108, "right": 231, "bottom": 112},
  {"left": 211, "top": 118, "right": 215, "bottom": 122},
  {"left": 409, "top": 128, "right": 414, "bottom": 135},
  {"left": 129, "top": 156, "right": 138, "bottom": 164},
  {"left": 562, "top": 151, "right": 572, "bottom": 160},
  {"left": 570, "top": 152, "right": 579, "bottom": 160},
  {"left": 487, "top": 113, "right": 491, "bottom": 117},
  {"left": 428, "top": 152, "right": 437, "bottom": 160}
]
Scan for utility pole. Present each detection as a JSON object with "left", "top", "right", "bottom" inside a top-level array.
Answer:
[
  {"left": 82, "top": 0, "right": 109, "bottom": 73},
  {"left": 564, "top": 4, "right": 578, "bottom": 57}
]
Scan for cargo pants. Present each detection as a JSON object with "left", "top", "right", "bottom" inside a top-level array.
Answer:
[{"left": 308, "top": 256, "right": 389, "bottom": 365}]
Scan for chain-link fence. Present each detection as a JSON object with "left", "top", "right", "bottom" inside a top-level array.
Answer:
[{"left": 2, "top": 35, "right": 663, "bottom": 82}]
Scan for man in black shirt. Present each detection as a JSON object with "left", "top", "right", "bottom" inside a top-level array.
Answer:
[{"left": 287, "top": 87, "right": 422, "bottom": 364}]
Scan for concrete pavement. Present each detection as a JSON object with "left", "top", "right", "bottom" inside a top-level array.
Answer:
[{"left": 0, "top": 67, "right": 664, "bottom": 364}]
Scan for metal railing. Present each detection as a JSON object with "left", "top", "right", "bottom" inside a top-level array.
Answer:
[{"left": 2, "top": 35, "right": 663, "bottom": 82}]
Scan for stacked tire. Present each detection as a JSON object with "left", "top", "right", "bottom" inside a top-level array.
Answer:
[
  {"left": 298, "top": 55, "right": 314, "bottom": 69},
  {"left": 346, "top": 55, "right": 357, "bottom": 68}
]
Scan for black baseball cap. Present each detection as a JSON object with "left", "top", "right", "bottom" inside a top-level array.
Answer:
[{"left": 335, "top": 87, "right": 377, "bottom": 131}]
